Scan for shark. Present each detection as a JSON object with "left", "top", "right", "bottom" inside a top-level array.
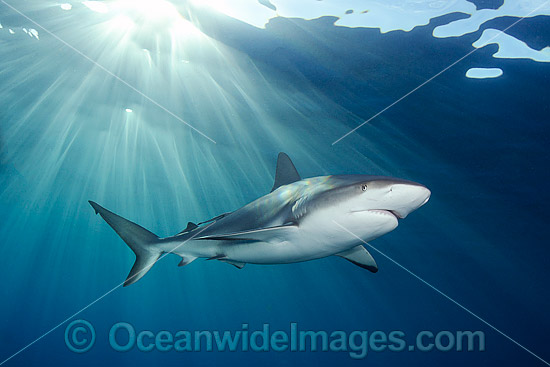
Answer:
[{"left": 89, "top": 153, "right": 431, "bottom": 286}]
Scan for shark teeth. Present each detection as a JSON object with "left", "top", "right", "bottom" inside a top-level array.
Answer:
[{"left": 366, "top": 209, "right": 400, "bottom": 219}]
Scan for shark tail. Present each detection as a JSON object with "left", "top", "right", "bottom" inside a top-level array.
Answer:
[{"left": 89, "top": 201, "right": 161, "bottom": 287}]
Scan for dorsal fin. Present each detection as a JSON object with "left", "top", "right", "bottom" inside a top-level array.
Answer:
[
  {"left": 271, "top": 152, "right": 301, "bottom": 192},
  {"left": 178, "top": 222, "right": 198, "bottom": 235}
]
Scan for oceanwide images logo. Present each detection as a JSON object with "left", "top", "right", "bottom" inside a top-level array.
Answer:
[{"left": 65, "top": 320, "right": 485, "bottom": 359}]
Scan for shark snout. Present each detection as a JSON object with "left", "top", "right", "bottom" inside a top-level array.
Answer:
[{"left": 387, "top": 183, "right": 431, "bottom": 219}]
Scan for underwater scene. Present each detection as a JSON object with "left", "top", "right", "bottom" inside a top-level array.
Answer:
[{"left": 1, "top": 0, "right": 549, "bottom": 366}]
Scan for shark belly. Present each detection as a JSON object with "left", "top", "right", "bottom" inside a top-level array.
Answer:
[
  {"left": 164, "top": 234, "right": 333, "bottom": 264},
  {"left": 184, "top": 209, "right": 399, "bottom": 265}
]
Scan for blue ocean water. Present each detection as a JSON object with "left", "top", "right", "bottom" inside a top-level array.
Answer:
[{"left": 1, "top": 0, "right": 549, "bottom": 366}]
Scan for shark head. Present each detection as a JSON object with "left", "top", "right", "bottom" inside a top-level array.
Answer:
[
  {"left": 338, "top": 175, "right": 431, "bottom": 219},
  {"left": 296, "top": 175, "right": 431, "bottom": 243}
]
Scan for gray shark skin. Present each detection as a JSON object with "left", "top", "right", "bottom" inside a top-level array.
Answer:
[{"left": 89, "top": 153, "right": 431, "bottom": 286}]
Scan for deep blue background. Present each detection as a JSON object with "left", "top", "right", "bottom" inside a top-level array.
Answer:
[{"left": 0, "top": 0, "right": 549, "bottom": 366}]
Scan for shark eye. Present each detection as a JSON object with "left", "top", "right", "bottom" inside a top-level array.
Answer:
[{"left": 361, "top": 184, "right": 368, "bottom": 191}]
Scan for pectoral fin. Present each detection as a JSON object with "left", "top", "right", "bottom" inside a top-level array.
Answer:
[
  {"left": 196, "top": 223, "right": 297, "bottom": 242},
  {"left": 335, "top": 245, "right": 378, "bottom": 273}
]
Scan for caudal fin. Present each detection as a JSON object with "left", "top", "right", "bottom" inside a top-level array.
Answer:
[{"left": 89, "top": 201, "right": 161, "bottom": 286}]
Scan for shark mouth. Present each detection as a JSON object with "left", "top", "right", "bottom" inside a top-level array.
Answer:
[{"left": 362, "top": 209, "right": 403, "bottom": 219}]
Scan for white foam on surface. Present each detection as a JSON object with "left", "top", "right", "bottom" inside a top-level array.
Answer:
[
  {"left": 192, "top": 0, "right": 550, "bottom": 67},
  {"left": 473, "top": 28, "right": 550, "bottom": 62},
  {"left": 60, "top": 3, "right": 72, "bottom": 11},
  {"left": 466, "top": 67, "right": 503, "bottom": 79},
  {"left": 433, "top": 0, "right": 550, "bottom": 38},
  {"left": 194, "top": 0, "right": 478, "bottom": 33},
  {"left": 276, "top": 0, "right": 476, "bottom": 33}
]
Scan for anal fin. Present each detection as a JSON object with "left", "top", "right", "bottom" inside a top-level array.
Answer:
[
  {"left": 335, "top": 245, "right": 378, "bottom": 273},
  {"left": 219, "top": 259, "right": 246, "bottom": 269}
]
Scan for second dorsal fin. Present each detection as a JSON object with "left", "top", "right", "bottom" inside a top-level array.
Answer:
[
  {"left": 271, "top": 152, "right": 301, "bottom": 192},
  {"left": 178, "top": 222, "right": 198, "bottom": 235}
]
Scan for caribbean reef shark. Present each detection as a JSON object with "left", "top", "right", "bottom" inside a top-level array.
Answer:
[{"left": 89, "top": 153, "right": 430, "bottom": 286}]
